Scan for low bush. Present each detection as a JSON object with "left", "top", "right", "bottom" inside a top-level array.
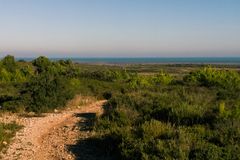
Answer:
[
  {"left": 184, "top": 67, "right": 240, "bottom": 92},
  {"left": 23, "top": 73, "right": 79, "bottom": 113},
  {"left": 0, "top": 123, "right": 22, "bottom": 152},
  {"left": 80, "top": 69, "right": 130, "bottom": 82}
]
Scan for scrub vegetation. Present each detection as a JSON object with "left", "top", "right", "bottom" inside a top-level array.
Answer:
[
  {"left": 0, "top": 55, "right": 239, "bottom": 159},
  {"left": 0, "top": 123, "right": 22, "bottom": 152},
  {"left": 93, "top": 66, "right": 240, "bottom": 160}
]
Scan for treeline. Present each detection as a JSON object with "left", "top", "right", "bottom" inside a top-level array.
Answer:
[
  {"left": 0, "top": 55, "right": 33, "bottom": 82},
  {"left": 0, "top": 55, "right": 81, "bottom": 113},
  {"left": 0, "top": 55, "right": 133, "bottom": 112},
  {"left": 79, "top": 69, "right": 130, "bottom": 82}
]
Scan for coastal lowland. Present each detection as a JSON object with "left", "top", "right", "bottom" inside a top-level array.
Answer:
[{"left": 0, "top": 55, "right": 239, "bottom": 160}]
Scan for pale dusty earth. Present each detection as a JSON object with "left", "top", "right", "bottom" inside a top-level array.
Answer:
[{"left": 0, "top": 98, "right": 107, "bottom": 160}]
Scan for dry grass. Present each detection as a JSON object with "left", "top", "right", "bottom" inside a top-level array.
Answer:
[
  {"left": 66, "top": 95, "right": 97, "bottom": 110},
  {"left": 0, "top": 123, "right": 22, "bottom": 154}
]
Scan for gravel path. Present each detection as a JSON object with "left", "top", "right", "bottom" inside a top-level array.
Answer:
[{"left": 0, "top": 100, "right": 106, "bottom": 160}]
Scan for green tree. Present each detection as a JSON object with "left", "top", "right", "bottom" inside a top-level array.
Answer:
[
  {"left": 1, "top": 55, "right": 17, "bottom": 72},
  {"left": 32, "top": 56, "right": 52, "bottom": 73},
  {"left": 24, "top": 73, "right": 77, "bottom": 113}
]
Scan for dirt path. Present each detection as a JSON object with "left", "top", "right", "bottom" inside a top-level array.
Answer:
[{"left": 0, "top": 100, "right": 106, "bottom": 160}]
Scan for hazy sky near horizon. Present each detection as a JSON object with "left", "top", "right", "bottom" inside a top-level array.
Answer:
[{"left": 0, "top": 0, "right": 240, "bottom": 57}]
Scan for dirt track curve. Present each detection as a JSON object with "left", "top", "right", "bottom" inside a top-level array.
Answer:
[{"left": 0, "top": 100, "right": 106, "bottom": 160}]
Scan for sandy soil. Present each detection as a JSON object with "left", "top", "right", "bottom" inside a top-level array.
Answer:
[{"left": 0, "top": 100, "right": 106, "bottom": 160}]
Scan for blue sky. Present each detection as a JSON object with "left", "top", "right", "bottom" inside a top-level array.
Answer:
[{"left": 0, "top": 0, "right": 240, "bottom": 57}]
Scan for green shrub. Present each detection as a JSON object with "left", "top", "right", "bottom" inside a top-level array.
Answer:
[
  {"left": 140, "top": 120, "right": 173, "bottom": 141},
  {"left": 152, "top": 71, "right": 173, "bottom": 85},
  {"left": 80, "top": 69, "right": 130, "bottom": 82},
  {"left": 1, "top": 55, "right": 17, "bottom": 72},
  {"left": 94, "top": 82, "right": 240, "bottom": 159},
  {"left": 189, "top": 142, "right": 222, "bottom": 160},
  {"left": 184, "top": 67, "right": 240, "bottom": 89},
  {"left": 0, "top": 123, "right": 22, "bottom": 152},
  {"left": 23, "top": 73, "right": 77, "bottom": 113}
]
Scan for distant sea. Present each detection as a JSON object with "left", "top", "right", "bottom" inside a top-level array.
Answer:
[{"left": 17, "top": 57, "right": 240, "bottom": 65}]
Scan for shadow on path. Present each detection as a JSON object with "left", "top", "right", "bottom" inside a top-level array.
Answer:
[{"left": 67, "top": 113, "right": 115, "bottom": 160}]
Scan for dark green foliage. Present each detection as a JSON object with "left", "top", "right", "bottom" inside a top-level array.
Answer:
[
  {"left": 22, "top": 56, "right": 81, "bottom": 112},
  {"left": 95, "top": 75, "right": 240, "bottom": 159},
  {"left": 0, "top": 83, "right": 21, "bottom": 112},
  {"left": 32, "top": 56, "right": 52, "bottom": 73},
  {"left": 80, "top": 69, "right": 130, "bottom": 82},
  {"left": 103, "top": 91, "right": 112, "bottom": 100},
  {"left": 1, "top": 55, "right": 17, "bottom": 72},
  {"left": 23, "top": 73, "right": 77, "bottom": 113},
  {"left": 0, "top": 55, "right": 81, "bottom": 113}
]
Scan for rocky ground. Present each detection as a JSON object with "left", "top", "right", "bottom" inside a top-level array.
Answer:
[{"left": 0, "top": 100, "right": 106, "bottom": 160}]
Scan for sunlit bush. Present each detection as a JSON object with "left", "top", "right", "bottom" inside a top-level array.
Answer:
[
  {"left": 152, "top": 71, "right": 173, "bottom": 85},
  {"left": 184, "top": 67, "right": 240, "bottom": 89}
]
